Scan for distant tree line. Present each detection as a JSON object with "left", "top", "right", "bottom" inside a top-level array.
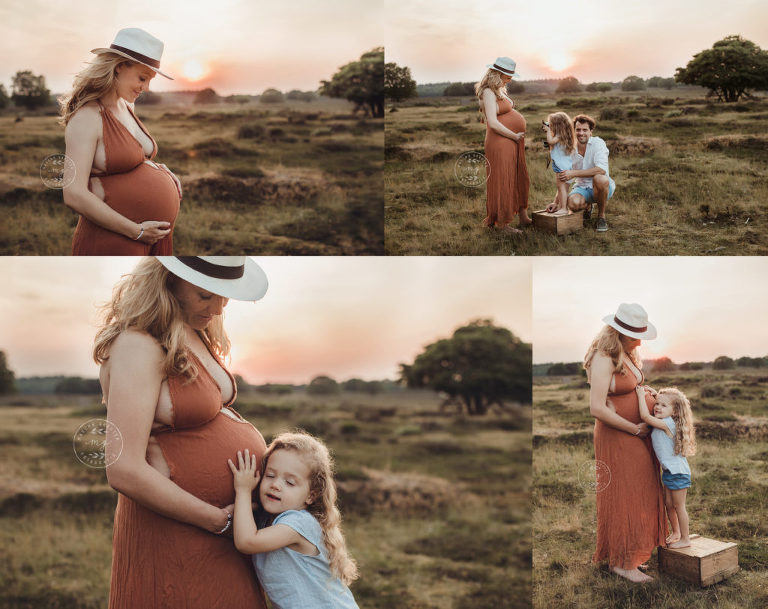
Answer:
[{"left": 540, "top": 355, "right": 768, "bottom": 376}]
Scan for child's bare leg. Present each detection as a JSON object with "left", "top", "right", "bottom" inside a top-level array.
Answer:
[
  {"left": 664, "top": 486, "right": 680, "bottom": 543},
  {"left": 667, "top": 489, "right": 690, "bottom": 548},
  {"left": 552, "top": 181, "right": 570, "bottom": 215}
]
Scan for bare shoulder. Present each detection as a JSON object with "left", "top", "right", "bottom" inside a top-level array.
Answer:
[
  {"left": 65, "top": 102, "right": 101, "bottom": 135},
  {"left": 109, "top": 330, "right": 164, "bottom": 362},
  {"left": 590, "top": 352, "right": 613, "bottom": 374}
]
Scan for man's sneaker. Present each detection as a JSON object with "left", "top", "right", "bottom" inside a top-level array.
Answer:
[{"left": 596, "top": 217, "right": 608, "bottom": 232}]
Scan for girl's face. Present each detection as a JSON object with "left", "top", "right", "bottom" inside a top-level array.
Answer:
[
  {"left": 654, "top": 394, "right": 675, "bottom": 419},
  {"left": 171, "top": 278, "right": 229, "bottom": 330},
  {"left": 619, "top": 334, "right": 641, "bottom": 352},
  {"left": 259, "top": 449, "right": 313, "bottom": 515},
  {"left": 115, "top": 62, "right": 155, "bottom": 102}
]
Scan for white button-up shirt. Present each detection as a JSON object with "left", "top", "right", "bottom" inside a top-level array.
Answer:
[{"left": 572, "top": 136, "right": 610, "bottom": 189}]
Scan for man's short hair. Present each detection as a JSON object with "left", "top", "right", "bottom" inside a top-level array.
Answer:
[{"left": 573, "top": 114, "right": 596, "bottom": 130}]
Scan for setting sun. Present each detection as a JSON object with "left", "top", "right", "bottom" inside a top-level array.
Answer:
[
  {"left": 546, "top": 50, "right": 573, "bottom": 72},
  {"left": 182, "top": 59, "right": 207, "bottom": 81}
]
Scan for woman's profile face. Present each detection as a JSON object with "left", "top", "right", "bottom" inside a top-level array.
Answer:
[
  {"left": 171, "top": 278, "right": 229, "bottom": 330},
  {"left": 115, "top": 62, "right": 156, "bottom": 102},
  {"left": 619, "top": 333, "right": 641, "bottom": 352},
  {"left": 500, "top": 71, "right": 512, "bottom": 84}
]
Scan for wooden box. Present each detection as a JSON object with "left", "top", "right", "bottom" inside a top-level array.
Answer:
[
  {"left": 658, "top": 534, "right": 739, "bottom": 586},
  {"left": 531, "top": 209, "right": 584, "bottom": 235}
]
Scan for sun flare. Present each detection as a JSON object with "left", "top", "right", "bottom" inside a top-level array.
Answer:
[
  {"left": 182, "top": 60, "right": 207, "bottom": 81},
  {"left": 547, "top": 51, "right": 573, "bottom": 73}
]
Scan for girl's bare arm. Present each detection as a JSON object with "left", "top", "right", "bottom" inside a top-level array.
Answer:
[
  {"left": 636, "top": 386, "right": 673, "bottom": 436},
  {"left": 104, "top": 330, "right": 230, "bottom": 533}
]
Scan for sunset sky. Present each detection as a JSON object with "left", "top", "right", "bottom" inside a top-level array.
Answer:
[
  {"left": 0, "top": 0, "right": 382, "bottom": 95},
  {"left": 0, "top": 257, "right": 531, "bottom": 384},
  {"left": 385, "top": 0, "right": 768, "bottom": 84},
  {"left": 532, "top": 257, "right": 768, "bottom": 364}
]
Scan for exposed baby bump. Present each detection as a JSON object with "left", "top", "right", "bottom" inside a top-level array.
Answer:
[{"left": 97, "top": 163, "right": 179, "bottom": 224}]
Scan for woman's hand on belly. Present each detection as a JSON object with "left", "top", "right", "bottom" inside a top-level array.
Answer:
[
  {"left": 136, "top": 220, "right": 172, "bottom": 244},
  {"left": 153, "top": 162, "right": 182, "bottom": 200}
]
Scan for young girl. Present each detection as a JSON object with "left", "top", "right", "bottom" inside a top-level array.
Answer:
[
  {"left": 542, "top": 111, "right": 576, "bottom": 216},
  {"left": 228, "top": 432, "right": 359, "bottom": 609},
  {"left": 636, "top": 386, "right": 696, "bottom": 548}
]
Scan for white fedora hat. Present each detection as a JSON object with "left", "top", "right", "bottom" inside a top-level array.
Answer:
[
  {"left": 602, "top": 303, "right": 657, "bottom": 340},
  {"left": 487, "top": 56, "right": 520, "bottom": 79},
  {"left": 92, "top": 28, "right": 173, "bottom": 80},
  {"left": 157, "top": 257, "right": 268, "bottom": 302}
]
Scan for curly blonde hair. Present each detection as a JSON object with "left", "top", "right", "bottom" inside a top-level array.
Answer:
[
  {"left": 584, "top": 325, "right": 641, "bottom": 376},
  {"left": 93, "top": 258, "right": 230, "bottom": 380},
  {"left": 547, "top": 111, "right": 576, "bottom": 155},
  {"left": 261, "top": 432, "right": 358, "bottom": 586},
  {"left": 657, "top": 387, "right": 696, "bottom": 457},
  {"left": 58, "top": 53, "right": 137, "bottom": 126},
  {"left": 474, "top": 68, "right": 509, "bottom": 123}
]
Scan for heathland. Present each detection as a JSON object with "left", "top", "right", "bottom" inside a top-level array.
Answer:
[
  {"left": 533, "top": 367, "right": 768, "bottom": 608},
  {"left": 0, "top": 98, "right": 383, "bottom": 255},
  {"left": 0, "top": 389, "right": 530, "bottom": 609},
  {"left": 385, "top": 87, "right": 768, "bottom": 255}
]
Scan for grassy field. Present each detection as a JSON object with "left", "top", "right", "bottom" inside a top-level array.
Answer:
[
  {"left": 533, "top": 367, "right": 768, "bottom": 608},
  {"left": 0, "top": 98, "right": 383, "bottom": 255},
  {"left": 385, "top": 88, "right": 768, "bottom": 255},
  {"left": 0, "top": 389, "right": 530, "bottom": 609}
]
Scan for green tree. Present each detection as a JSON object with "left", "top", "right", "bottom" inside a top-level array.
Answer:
[
  {"left": 650, "top": 357, "right": 676, "bottom": 372},
  {"left": 259, "top": 88, "right": 285, "bottom": 104},
  {"left": 506, "top": 81, "right": 525, "bottom": 94},
  {"left": 194, "top": 87, "right": 220, "bottom": 104},
  {"left": 54, "top": 377, "right": 101, "bottom": 394},
  {"left": 11, "top": 70, "right": 51, "bottom": 109},
  {"left": 675, "top": 35, "right": 768, "bottom": 102},
  {"left": 0, "top": 84, "right": 9, "bottom": 109},
  {"left": 320, "top": 47, "right": 384, "bottom": 117},
  {"left": 135, "top": 91, "right": 162, "bottom": 105},
  {"left": 443, "top": 82, "right": 475, "bottom": 96},
  {"left": 621, "top": 75, "right": 646, "bottom": 91},
  {"left": 399, "top": 319, "right": 532, "bottom": 415},
  {"left": 555, "top": 76, "right": 581, "bottom": 94},
  {"left": 384, "top": 62, "right": 417, "bottom": 102},
  {"left": 713, "top": 355, "right": 735, "bottom": 370},
  {"left": 285, "top": 90, "right": 315, "bottom": 102},
  {"left": 0, "top": 351, "right": 17, "bottom": 395},
  {"left": 307, "top": 375, "right": 340, "bottom": 395},
  {"left": 547, "top": 362, "right": 581, "bottom": 375}
]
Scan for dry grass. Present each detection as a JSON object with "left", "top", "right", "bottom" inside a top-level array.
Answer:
[
  {"left": 533, "top": 368, "right": 768, "bottom": 609},
  {"left": 0, "top": 99, "right": 383, "bottom": 255},
  {"left": 385, "top": 89, "right": 768, "bottom": 255}
]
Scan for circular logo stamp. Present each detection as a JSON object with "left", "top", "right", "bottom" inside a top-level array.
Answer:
[
  {"left": 73, "top": 419, "right": 123, "bottom": 468},
  {"left": 577, "top": 459, "right": 611, "bottom": 493},
  {"left": 454, "top": 151, "right": 490, "bottom": 187},
  {"left": 40, "top": 153, "right": 76, "bottom": 189}
]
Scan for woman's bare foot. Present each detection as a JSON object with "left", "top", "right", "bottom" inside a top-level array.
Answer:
[
  {"left": 666, "top": 533, "right": 681, "bottom": 544},
  {"left": 519, "top": 211, "right": 532, "bottom": 226},
  {"left": 611, "top": 566, "right": 653, "bottom": 583},
  {"left": 667, "top": 539, "right": 691, "bottom": 549}
]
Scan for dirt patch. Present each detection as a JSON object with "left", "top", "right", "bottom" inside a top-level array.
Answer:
[
  {"left": 607, "top": 135, "right": 664, "bottom": 155},
  {"left": 185, "top": 170, "right": 321, "bottom": 206},
  {"left": 703, "top": 135, "right": 768, "bottom": 152}
]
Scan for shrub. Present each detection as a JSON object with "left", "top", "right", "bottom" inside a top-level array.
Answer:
[
  {"left": 259, "top": 88, "right": 284, "bottom": 103},
  {"left": 600, "top": 106, "right": 625, "bottom": 120},
  {"left": 237, "top": 124, "right": 265, "bottom": 139},
  {"left": 713, "top": 355, "right": 735, "bottom": 370}
]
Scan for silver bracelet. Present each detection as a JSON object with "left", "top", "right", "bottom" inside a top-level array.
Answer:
[
  {"left": 134, "top": 226, "right": 144, "bottom": 241},
  {"left": 216, "top": 511, "right": 232, "bottom": 535}
]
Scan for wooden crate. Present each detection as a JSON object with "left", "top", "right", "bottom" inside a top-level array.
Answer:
[
  {"left": 531, "top": 209, "right": 584, "bottom": 235},
  {"left": 658, "top": 534, "right": 739, "bottom": 586}
]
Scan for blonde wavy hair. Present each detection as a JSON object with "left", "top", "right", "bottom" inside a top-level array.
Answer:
[
  {"left": 261, "top": 432, "right": 358, "bottom": 586},
  {"left": 583, "top": 325, "right": 641, "bottom": 376},
  {"left": 657, "top": 387, "right": 697, "bottom": 457},
  {"left": 547, "top": 111, "right": 576, "bottom": 155},
  {"left": 474, "top": 68, "right": 508, "bottom": 123},
  {"left": 58, "top": 53, "right": 137, "bottom": 126},
  {"left": 93, "top": 258, "right": 230, "bottom": 381}
]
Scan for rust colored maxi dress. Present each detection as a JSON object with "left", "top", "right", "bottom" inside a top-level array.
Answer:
[
  {"left": 483, "top": 97, "right": 529, "bottom": 227},
  {"left": 71, "top": 100, "right": 180, "bottom": 255},
  {"left": 592, "top": 360, "right": 667, "bottom": 569},
  {"left": 108, "top": 347, "right": 267, "bottom": 609}
]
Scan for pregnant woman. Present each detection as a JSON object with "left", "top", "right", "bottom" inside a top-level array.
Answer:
[
  {"left": 96, "top": 256, "right": 269, "bottom": 608},
  {"left": 584, "top": 303, "right": 667, "bottom": 583},
  {"left": 475, "top": 57, "right": 531, "bottom": 233},
  {"left": 59, "top": 28, "right": 181, "bottom": 254}
]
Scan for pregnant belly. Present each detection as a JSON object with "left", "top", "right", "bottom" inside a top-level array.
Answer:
[
  {"left": 498, "top": 109, "right": 526, "bottom": 133},
  {"left": 96, "top": 162, "right": 179, "bottom": 224},
  {"left": 154, "top": 414, "right": 267, "bottom": 507}
]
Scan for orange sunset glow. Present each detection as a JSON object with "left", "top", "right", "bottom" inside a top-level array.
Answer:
[
  {"left": 0, "top": 257, "right": 531, "bottom": 384},
  {"left": 532, "top": 257, "right": 768, "bottom": 365}
]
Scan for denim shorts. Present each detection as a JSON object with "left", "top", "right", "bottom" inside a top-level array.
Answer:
[
  {"left": 662, "top": 470, "right": 691, "bottom": 490},
  {"left": 570, "top": 178, "right": 616, "bottom": 202}
]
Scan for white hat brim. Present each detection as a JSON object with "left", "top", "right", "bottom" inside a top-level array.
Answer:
[
  {"left": 157, "top": 257, "right": 268, "bottom": 301},
  {"left": 91, "top": 47, "right": 174, "bottom": 80},
  {"left": 602, "top": 315, "right": 657, "bottom": 340},
  {"left": 486, "top": 64, "right": 520, "bottom": 79}
]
